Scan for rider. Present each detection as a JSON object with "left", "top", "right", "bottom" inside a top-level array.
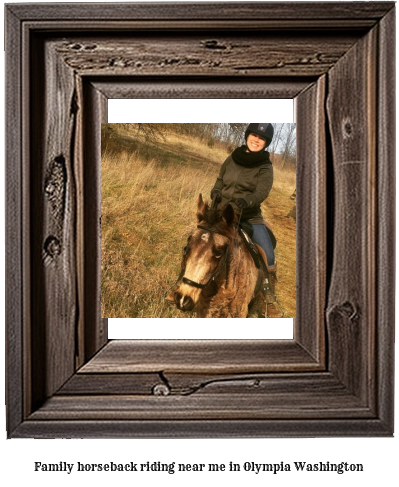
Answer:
[{"left": 210, "top": 123, "right": 281, "bottom": 316}]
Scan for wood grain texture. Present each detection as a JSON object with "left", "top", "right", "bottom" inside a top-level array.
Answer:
[
  {"left": 325, "top": 25, "right": 377, "bottom": 404},
  {"left": 54, "top": 34, "right": 359, "bottom": 78},
  {"left": 91, "top": 79, "right": 311, "bottom": 99},
  {"left": 5, "top": 2, "right": 395, "bottom": 438},
  {"left": 59, "top": 372, "right": 162, "bottom": 395},
  {"left": 79, "top": 340, "right": 321, "bottom": 374},
  {"left": 30, "top": 37, "right": 78, "bottom": 407},
  {"left": 5, "top": 4, "right": 24, "bottom": 436},
  {"left": 33, "top": 371, "right": 375, "bottom": 422},
  {"left": 13, "top": 418, "right": 391, "bottom": 439},
  {"left": 376, "top": 6, "right": 396, "bottom": 430},
  {"left": 61, "top": 371, "right": 357, "bottom": 397},
  {"left": 29, "top": 392, "right": 371, "bottom": 421},
  {"left": 295, "top": 76, "right": 326, "bottom": 363},
  {"left": 80, "top": 81, "right": 108, "bottom": 364},
  {"left": 7, "top": 2, "right": 394, "bottom": 22}
]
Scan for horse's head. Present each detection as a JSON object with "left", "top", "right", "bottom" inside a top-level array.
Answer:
[{"left": 167, "top": 194, "right": 236, "bottom": 312}]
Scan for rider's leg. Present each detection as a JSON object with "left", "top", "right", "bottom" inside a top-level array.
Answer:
[
  {"left": 251, "top": 224, "right": 275, "bottom": 270},
  {"left": 251, "top": 224, "right": 282, "bottom": 317}
]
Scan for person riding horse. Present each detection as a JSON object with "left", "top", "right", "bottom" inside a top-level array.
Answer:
[{"left": 210, "top": 123, "right": 282, "bottom": 317}]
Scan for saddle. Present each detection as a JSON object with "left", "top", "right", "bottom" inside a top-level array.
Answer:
[
  {"left": 255, "top": 244, "right": 269, "bottom": 271},
  {"left": 238, "top": 221, "right": 276, "bottom": 271},
  {"left": 238, "top": 225, "right": 271, "bottom": 272}
]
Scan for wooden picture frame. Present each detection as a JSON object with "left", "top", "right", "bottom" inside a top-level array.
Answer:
[{"left": 5, "top": 2, "right": 395, "bottom": 438}]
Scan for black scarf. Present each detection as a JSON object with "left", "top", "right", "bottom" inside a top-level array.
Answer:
[{"left": 231, "top": 145, "right": 272, "bottom": 168}]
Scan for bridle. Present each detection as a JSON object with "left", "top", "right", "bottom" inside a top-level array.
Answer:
[{"left": 180, "top": 224, "right": 230, "bottom": 290}]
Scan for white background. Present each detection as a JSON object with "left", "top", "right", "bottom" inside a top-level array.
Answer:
[{"left": 1, "top": 1, "right": 398, "bottom": 486}]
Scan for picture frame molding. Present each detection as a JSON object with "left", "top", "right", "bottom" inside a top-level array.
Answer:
[{"left": 5, "top": 2, "right": 395, "bottom": 438}]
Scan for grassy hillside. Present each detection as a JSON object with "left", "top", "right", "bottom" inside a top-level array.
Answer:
[{"left": 101, "top": 124, "right": 296, "bottom": 318}]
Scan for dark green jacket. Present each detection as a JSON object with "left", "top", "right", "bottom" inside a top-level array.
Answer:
[{"left": 212, "top": 155, "right": 273, "bottom": 224}]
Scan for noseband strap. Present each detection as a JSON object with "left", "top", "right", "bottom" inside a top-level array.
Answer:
[{"left": 182, "top": 277, "right": 208, "bottom": 289}]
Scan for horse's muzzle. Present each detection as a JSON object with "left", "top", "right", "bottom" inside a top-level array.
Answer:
[{"left": 173, "top": 292, "right": 195, "bottom": 312}]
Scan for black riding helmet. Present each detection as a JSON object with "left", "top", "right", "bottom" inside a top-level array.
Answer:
[{"left": 245, "top": 123, "right": 274, "bottom": 148}]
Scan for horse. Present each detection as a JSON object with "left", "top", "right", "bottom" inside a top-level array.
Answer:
[{"left": 167, "top": 194, "right": 265, "bottom": 318}]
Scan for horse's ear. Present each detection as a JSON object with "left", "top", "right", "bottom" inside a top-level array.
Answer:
[
  {"left": 197, "top": 193, "right": 207, "bottom": 222},
  {"left": 222, "top": 204, "right": 236, "bottom": 227}
]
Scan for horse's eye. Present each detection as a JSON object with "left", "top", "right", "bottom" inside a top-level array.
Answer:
[{"left": 214, "top": 247, "right": 225, "bottom": 259}]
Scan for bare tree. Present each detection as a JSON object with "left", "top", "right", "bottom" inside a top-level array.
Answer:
[
  {"left": 227, "top": 123, "right": 247, "bottom": 146},
  {"left": 268, "top": 123, "right": 284, "bottom": 154},
  {"left": 280, "top": 124, "right": 296, "bottom": 169}
]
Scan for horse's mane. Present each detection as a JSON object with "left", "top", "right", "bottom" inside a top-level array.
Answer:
[{"left": 202, "top": 205, "right": 222, "bottom": 225}]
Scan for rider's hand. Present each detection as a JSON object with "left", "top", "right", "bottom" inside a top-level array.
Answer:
[
  {"left": 234, "top": 198, "right": 249, "bottom": 210},
  {"left": 211, "top": 189, "right": 222, "bottom": 201}
]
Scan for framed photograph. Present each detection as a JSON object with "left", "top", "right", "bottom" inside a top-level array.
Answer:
[
  {"left": 102, "top": 112, "right": 296, "bottom": 340},
  {"left": 5, "top": 2, "right": 395, "bottom": 437}
]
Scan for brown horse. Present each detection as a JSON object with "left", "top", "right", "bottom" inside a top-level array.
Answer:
[{"left": 167, "top": 194, "right": 263, "bottom": 318}]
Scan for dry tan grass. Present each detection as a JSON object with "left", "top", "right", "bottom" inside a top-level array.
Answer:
[
  {"left": 164, "top": 133, "right": 230, "bottom": 164},
  {"left": 101, "top": 128, "right": 296, "bottom": 318}
]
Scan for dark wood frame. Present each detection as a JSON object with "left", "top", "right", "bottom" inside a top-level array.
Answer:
[{"left": 5, "top": 2, "right": 395, "bottom": 438}]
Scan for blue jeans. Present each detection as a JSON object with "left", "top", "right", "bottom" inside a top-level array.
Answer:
[{"left": 251, "top": 224, "right": 275, "bottom": 268}]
